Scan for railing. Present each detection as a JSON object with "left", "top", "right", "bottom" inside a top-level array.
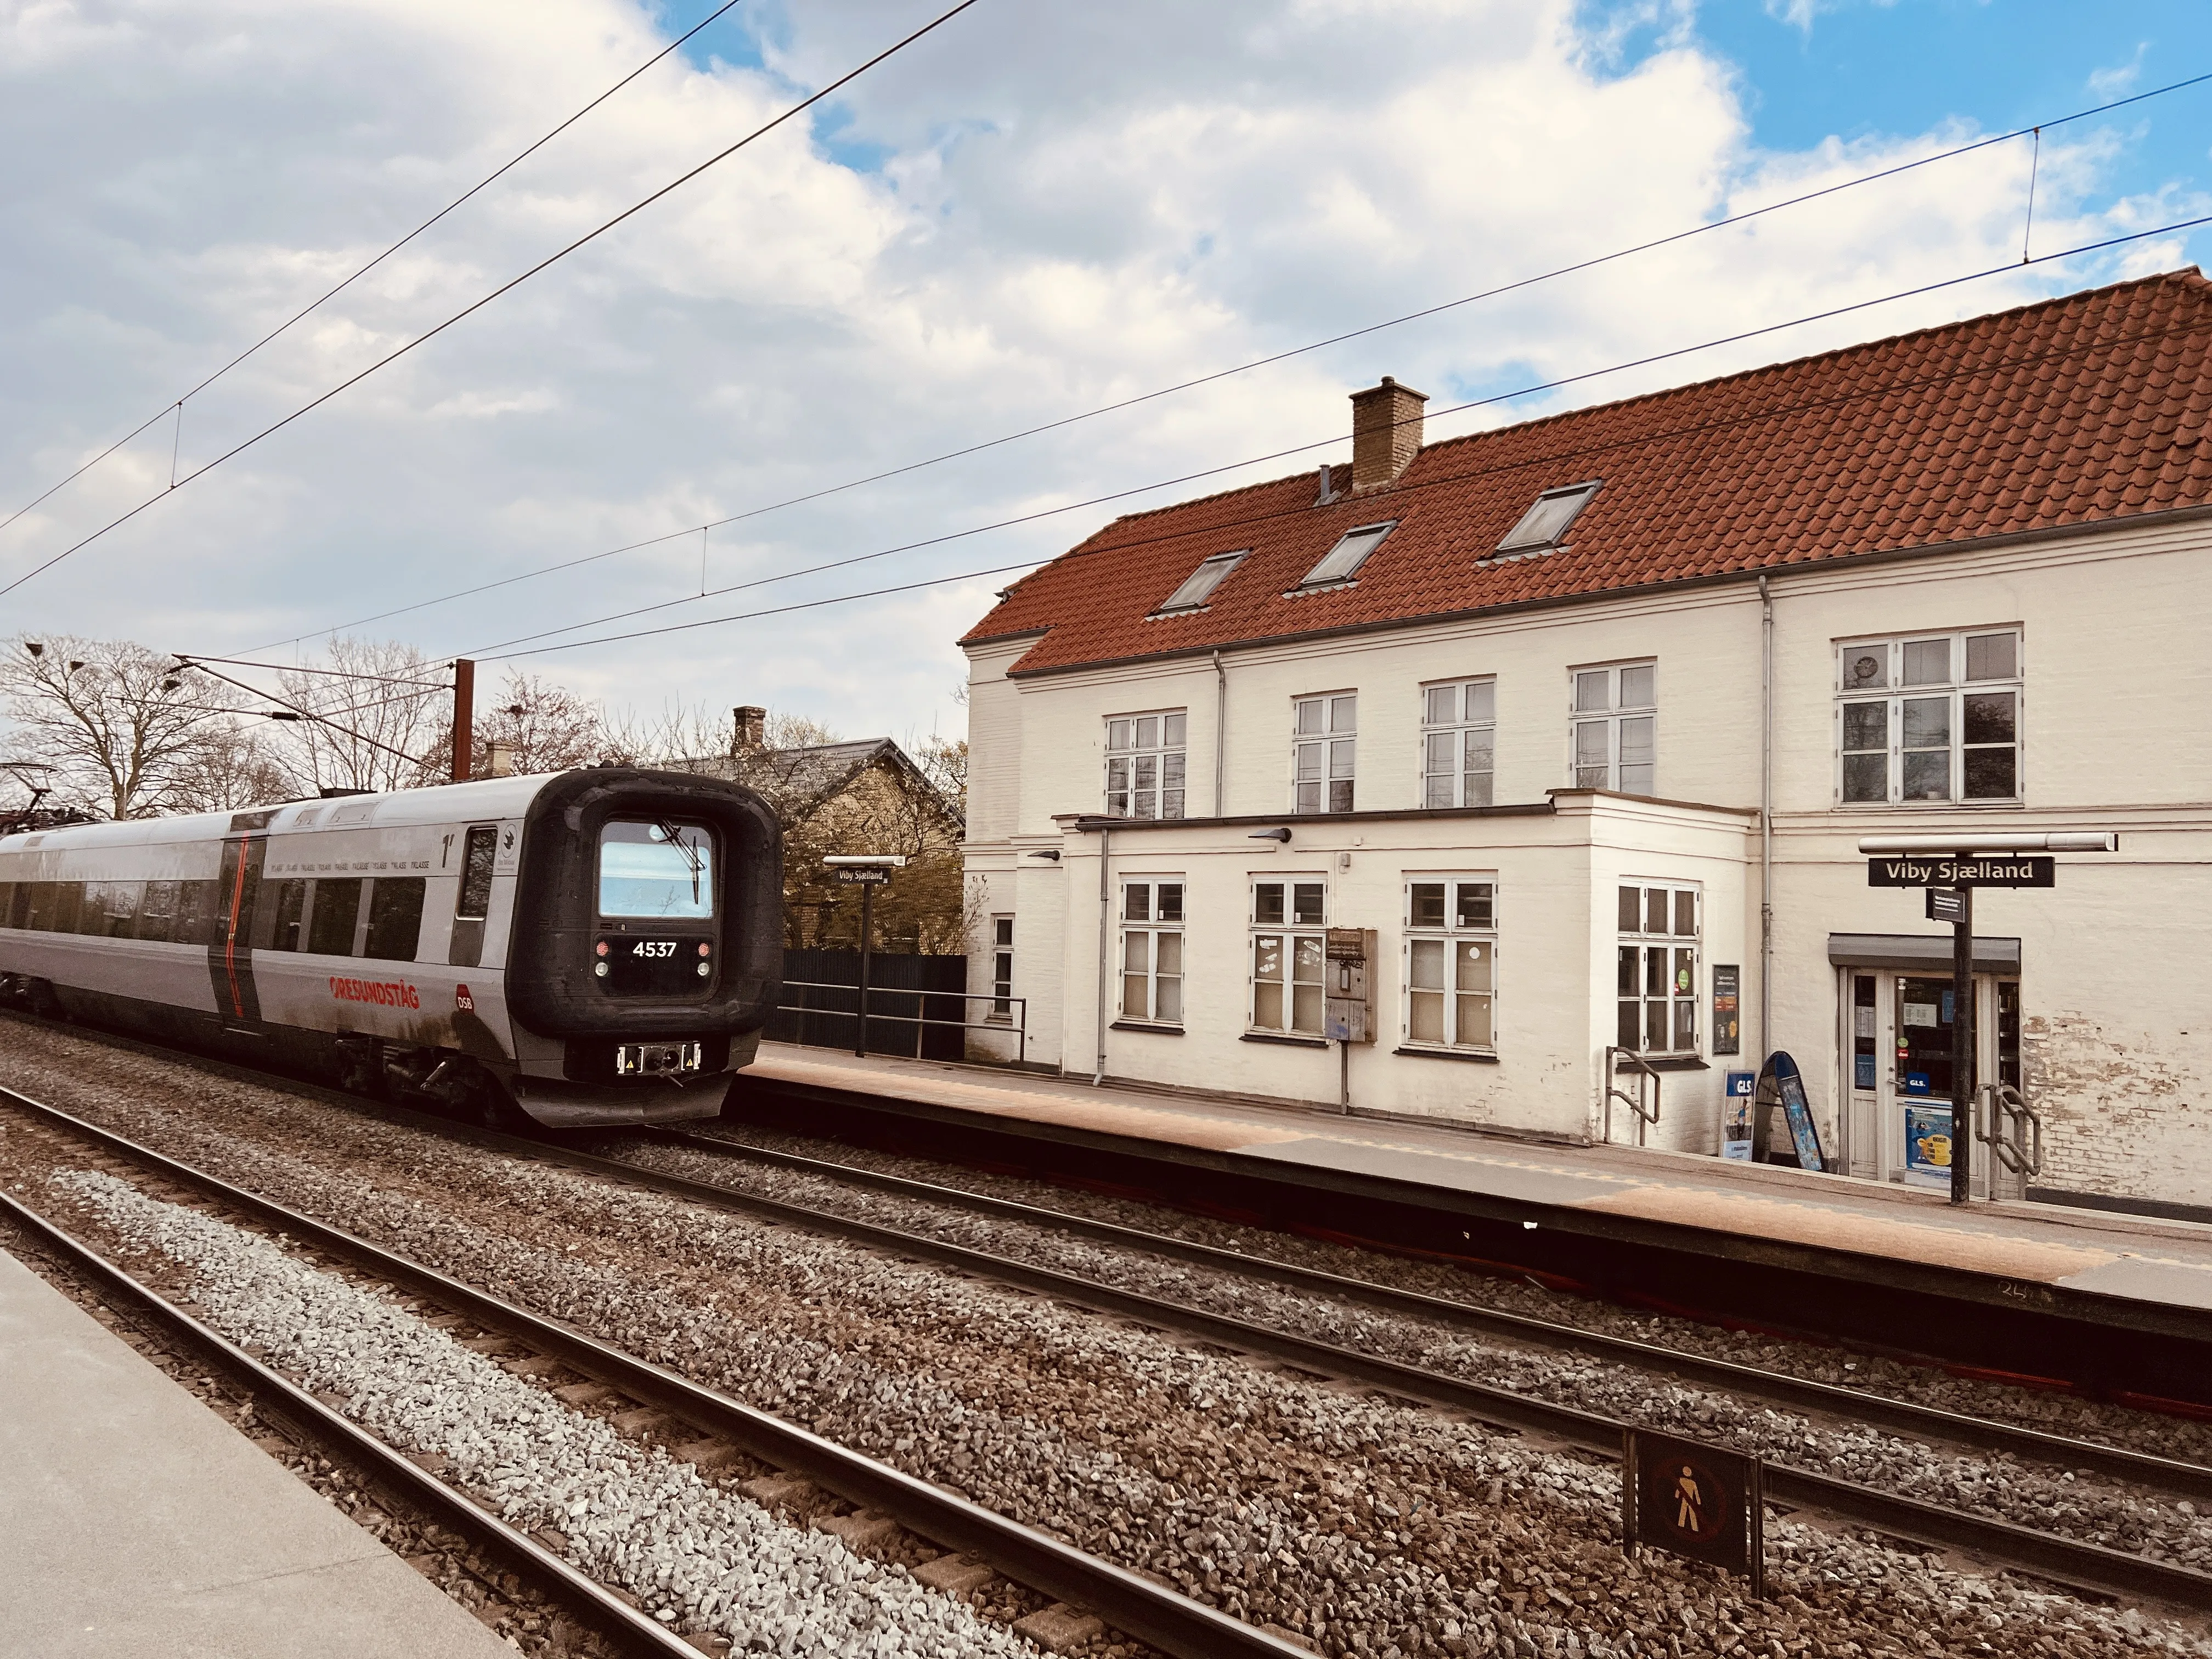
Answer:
[
  {"left": 1602, "top": 1046, "right": 1663, "bottom": 1147},
  {"left": 1976, "top": 1080, "right": 2042, "bottom": 1180},
  {"left": 777, "top": 981, "right": 1028, "bottom": 1067}
]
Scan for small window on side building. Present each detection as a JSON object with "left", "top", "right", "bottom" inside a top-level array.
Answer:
[
  {"left": 1155, "top": 550, "right": 1247, "bottom": 613},
  {"left": 1296, "top": 523, "right": 1393, "bottom": 588},
  {"left": 1497, "top": 482, "right": 1599, "bottom": 553}
]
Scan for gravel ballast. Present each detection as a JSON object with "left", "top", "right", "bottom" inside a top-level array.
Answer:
[
  {"left": 7, "top": 1019, "right": 2212, "bottom": 1658},
  {"left": 46, "top": 1165, "right": 1037, "bottom": 1658}
]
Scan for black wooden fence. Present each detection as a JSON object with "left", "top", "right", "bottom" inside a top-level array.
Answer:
[{"left": 767, "top": 949, "right": 970, "bottom": 1060}]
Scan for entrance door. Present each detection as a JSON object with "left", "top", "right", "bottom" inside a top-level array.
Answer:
[{"left": 1835, "top": 969, "right": 2022, "bottom": 1194}]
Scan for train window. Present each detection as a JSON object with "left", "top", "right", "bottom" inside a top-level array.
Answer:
[
  {"left": 0, "top": 882, "right": 12, "bottom": 927},
  {"left": 456, "top": 827, "right": 498, "bottom": 921},
  {"left": 262, "top": 879, "right": 307, "bottom": 951},
  {"left": 598, "top": 821, "right": 713, "bottom": 919},
  {"left": 137, "top": 881, "right": 179, "bottom": 943},
  {"left": 364, "top": 878, "right": 426, "bottom": 961},
  {"left": 52, "top": 881, "right": 84, "bottom": 934},
  {"left": 92, "top": 881, "right": 142, "bottom": 938},
  {"left": 174, "top": 879, "right": 218, "bottom": 946},
  {"left": 309, "top": 879, "right": 364, "bottom": 956}
]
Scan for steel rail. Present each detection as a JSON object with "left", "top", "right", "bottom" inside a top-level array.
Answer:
[
  {"left": 0, "top": 1085, "right": 1307, "bottom": 1659},
  {"left": 0, "top": 1188, "right": 699, "bottom": 1659},
  {"left": 416, "top": 1113, "right": 2212, "bottom": 1610},
  {"left": 652, "top": 1125, "right": 2212, "bottom": 1505}
]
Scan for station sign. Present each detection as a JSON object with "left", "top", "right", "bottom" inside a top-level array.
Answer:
[
  {"left": 1622, "top": 1428, "right": 1765, "bottom": 1595},
  {"left": 836, "top": 866, "right": 891, "bottom": 885},
  {"left": 1866, "top": 855, "right": 2054, "bottom": 889}
]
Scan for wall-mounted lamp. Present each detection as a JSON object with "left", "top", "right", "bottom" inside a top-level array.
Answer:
[
  {"left": 1249, "top": 826, "right": 1292, "bottom": 843},
  {"left": 1027, "top": 849, "right": 1062, "bottom": 861}
]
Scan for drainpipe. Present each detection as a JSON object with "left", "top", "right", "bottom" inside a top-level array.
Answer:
[
  {"left": 1758, "top": 573, "right": 1775, "bottom": 1063},
  {"left": 1093, "top": 825, "right": 1111, "bottom": 1086},
  {"left": 1211, "top": 650, "right": 1228, "bottom": 819}
]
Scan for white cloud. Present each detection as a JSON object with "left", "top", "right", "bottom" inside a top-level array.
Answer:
[{"left": 0, "top": 0, "right": 2190, "bottom": 752}]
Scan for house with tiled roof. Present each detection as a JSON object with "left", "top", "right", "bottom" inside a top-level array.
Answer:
[{"left": 958, "top": 269, "right": 2212, "bottom": 1212}]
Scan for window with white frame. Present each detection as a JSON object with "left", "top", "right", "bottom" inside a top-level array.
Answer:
[
  {"left": 1404, "top": 878, "right": 1497, "bottom": 1051},
  {"left": 1294, "top": 693, "right": 1356, "bottom": 813},
  {"left": 1571, "top": 662, "right": 1656, "bottom": 794},
  {"left": 1421, "top": 679, "right": 1496, "bottom": 808},
  {"left": 1616, "top": 882, "right": 1698, "bottom": 1055},
  {"left": 1104, "top": 710, "right": 1187, "bottom": 819},
  {"left": 1250, "top": 878, "right": 1326, "bottom": 1035},
  {"left": 1119, "top": 880, "right": 1184, "bottom": 1025},
  {"left": 989, "top": 917, "right": 1014, "bottom": 1022},
  {"left": 1495, "top": 481, "right": 1600, "bottom": 555},
  {"left": 1835, "top": 629, "right": 2022, "bottom": 805}
]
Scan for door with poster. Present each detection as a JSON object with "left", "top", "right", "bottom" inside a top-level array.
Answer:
[{"left": 1839, "top": 969, "right": 2022, "bottom": 1195}]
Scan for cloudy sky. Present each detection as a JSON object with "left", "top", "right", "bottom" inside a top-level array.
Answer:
[{"left": 3, "top": 0, "right": 2209, "bottom": 752}]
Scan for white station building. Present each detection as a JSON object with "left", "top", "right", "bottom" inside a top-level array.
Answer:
[{"left": 959, "top": 272, "right": 2212, "bottom": 1217}]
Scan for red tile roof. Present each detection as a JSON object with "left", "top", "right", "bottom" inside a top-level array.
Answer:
[{"left": 964, "top": 270, "right": 2212, "bottom": 676}]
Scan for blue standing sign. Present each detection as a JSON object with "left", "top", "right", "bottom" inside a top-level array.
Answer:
[{"left": 1750, "top": 1051, "right": 1826, "bottom": 1172}]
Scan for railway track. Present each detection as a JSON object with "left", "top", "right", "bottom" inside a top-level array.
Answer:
[
  {"left": 12, "top": 1028, "right": 2212, "bottom": 1629},
  {"left": 534, "top": 1119, "right": 2212, "bottom": 1612},
  {"left": 0, "top": 1084, "right": 1305, "bottom": 1659}
]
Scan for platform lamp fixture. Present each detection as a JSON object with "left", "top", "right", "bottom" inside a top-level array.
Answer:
[
  {"left": 1858, "top": 832, "right": 2118, "bottom": 1205},
  {"left": 822, "top": 855, "right": 908, "bottom": 1058}
]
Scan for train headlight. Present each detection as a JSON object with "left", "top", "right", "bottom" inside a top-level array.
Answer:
[
  {"left": 594, "top": 962, "right": 608, "bottom": 978},
  {"left": 696, "top": 962, "right": 710, "bottom": 977}
]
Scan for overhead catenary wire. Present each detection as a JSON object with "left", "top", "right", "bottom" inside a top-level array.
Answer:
[
  {"left": 256, "top": 67, "right": 2212, "bottom": 652},
  {"left": 179, "top": 661, "right": 435, "bottom": 768},
  {"left": 0, "top": 0, "right": 986, "bottom": 604},
  {"left": 461, "top": 210, "right": 2212, "bottom": 663},
  {"left": 0, "top": 0, "right": 755, "bottom": 544}
]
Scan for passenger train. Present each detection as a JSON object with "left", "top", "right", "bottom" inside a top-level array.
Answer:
[{"left": 0, "top": 768, "right": 782, "bottom": 1126}]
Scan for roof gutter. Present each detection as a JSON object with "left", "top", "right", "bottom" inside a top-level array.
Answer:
[{"left": 1211, "top": 650, "right": 1228, "bottom": 818}]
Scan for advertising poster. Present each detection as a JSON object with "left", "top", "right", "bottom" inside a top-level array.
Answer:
[
  {"left": 1711, "top": 965, "right": 1741, "bottom": 1056},
  {"left": 1902, "top": 1104, "right": 1954, "bottom": 1188},
  {"left": 1722, "top": 1072, "right": 1755, "bottom": 1160}
]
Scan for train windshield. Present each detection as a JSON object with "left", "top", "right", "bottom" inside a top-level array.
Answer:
[{"left": 598, "top": 821, "right": 714, "bottom": 918}]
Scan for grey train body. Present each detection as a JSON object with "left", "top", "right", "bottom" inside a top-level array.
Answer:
[{"left": 0, "top": 769, "right": 783, "bottom": 1127}]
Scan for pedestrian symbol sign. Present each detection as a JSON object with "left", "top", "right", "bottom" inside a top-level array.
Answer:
[{"left": 1622, "top": 1429, "right": 1764, "bottom": 1595}]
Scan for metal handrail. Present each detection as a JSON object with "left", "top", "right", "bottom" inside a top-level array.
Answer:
[
  {"left": 777, "top": 981, "right": 1028, "bottom": 1066},
  {"left": 1602, "top": 1046, "right": 1663, "bottom": 1147},
  {"left": 1977, "top": 1080, "right": 2042, "bottom": 1178}
]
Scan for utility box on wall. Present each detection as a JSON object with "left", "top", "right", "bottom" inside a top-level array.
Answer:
[{"left": 1324, "top": 927, "right": 1378, "bottom": 1043}]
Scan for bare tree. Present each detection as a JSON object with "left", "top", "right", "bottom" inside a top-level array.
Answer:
[
  {"left": 0, "top": 636, "right": 243, "bottom": 819},
  {"left": 154, "top": 722, "right": 301, "bottom": 814},
  {"left": 417, "top": 669, "right": 631, "bottom": 778},
  {"left": 273, "top": 638, "right": 449, "bottom": 794}
]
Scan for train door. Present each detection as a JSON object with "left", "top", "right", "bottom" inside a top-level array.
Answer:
[
  {"left": 448, "top": 825, "right": 498, "bottom": 968},
  {"left": 206, "top": 833, "right": 267, "bottom": 1024}
]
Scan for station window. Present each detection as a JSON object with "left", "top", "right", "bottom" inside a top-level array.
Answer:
[
  {"left": 1421, "top": 679, "right": 1496, "bottom": 809},
  {"left": 1104, "top": 711, "right": 1187, "bottom": 819},
  {"left": 1571, "top": 662, "right": 1656, "bottom": 794},
  {"left": 1250, "top": 878, "right": 1326, "bottom": 1035},
  {"left": 989, "top": 916, "right": 1014, "bottom": 1022},
  {"left": 1293, "top": 693, "right": 1356, "bottom": 813},
  {"left": 1119, "top": 881, "right": 1184, "bottom": 1026},
  {"left": 1617, "top": 882, "right": 1699, "bottom": 1055},
  {"left": 1403, "top": 878, "right": 1497, "bottom": 1052},
  {"left": 1835, "top": 630, "right": 2022, "bottom": 805}
]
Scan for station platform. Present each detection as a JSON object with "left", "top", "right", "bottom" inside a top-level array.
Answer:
[
  {"left": 0, "top": 1245, "right": 512, "bottom": 1659},
  {"left": 732, "top": 1045, "right": 2212, "bottom": 1386}
]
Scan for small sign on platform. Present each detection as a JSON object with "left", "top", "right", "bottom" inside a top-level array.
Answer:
[
  {"left": 1925, "top": 887, "right": 1967, "bottom": 923},
  {"left": 1867, "top": 855, "right": 2054, "bottom": 888},
  {"left": 1622, "top": 1429, "right": 1764, "bottom": 1595},
  {"left": 836, "top": 866, "right": 891, "bottom": 885}
]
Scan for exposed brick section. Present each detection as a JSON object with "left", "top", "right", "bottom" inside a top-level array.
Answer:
[{"left": 966, "top": 269, "right": 2212, "bottom": 676}]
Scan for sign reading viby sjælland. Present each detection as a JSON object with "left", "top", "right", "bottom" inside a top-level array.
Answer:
[{"left": 1866, "top": 855, "right": 2055, "bottom": 888}]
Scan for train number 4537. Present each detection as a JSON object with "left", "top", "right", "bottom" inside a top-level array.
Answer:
[{"left": 631, "top": 941, "right": 680, "bottom": 957}]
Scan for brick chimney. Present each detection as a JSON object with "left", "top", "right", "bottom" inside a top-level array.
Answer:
[
  {"left": 1349, "top": 376, "right": 1427, "bottom": 492},
  {"left": 731, "top": 706, "right": 767, "bottom": 754},
  {"left": 487, "top": 741, "right": 516, "bottom": 777}
]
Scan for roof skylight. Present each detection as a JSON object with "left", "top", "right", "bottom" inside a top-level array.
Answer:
[
  {"left": 1154, "top": 549, "right": 1248, "bottom": 613},
  {"left": 1496, "top": 482, "right": 1600, "bottom": 553},
  {"left": 1297, "top": 522, "right": 1393, "bottom": 588}
]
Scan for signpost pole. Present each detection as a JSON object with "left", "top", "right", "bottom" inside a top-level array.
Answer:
[
  {"left": 1950, "top": 868, "right": 1973, "bottom": 1207},
  {"left": 857, "top": 878, "right": 874, "bottom": 1060}
]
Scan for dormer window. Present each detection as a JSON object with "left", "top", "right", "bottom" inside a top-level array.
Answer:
[
  {"left": 1496, "top": 482, "right": 1599, "bottom": 554},
  {"left": 1154, "top": 549, "right": 1248, "bottom": 614},
  {"left": 1296, "top": 522, "right": 1393, "bottom": 589}
]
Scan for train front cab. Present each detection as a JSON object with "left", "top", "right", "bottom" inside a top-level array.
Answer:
[{"left": 501, "top": 769, "right": 781, "bottom": 1128}]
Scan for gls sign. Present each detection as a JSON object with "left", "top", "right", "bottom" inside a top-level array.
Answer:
[{"left": 1866, "top": 856, "right": 2056, "bottom": 889}]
